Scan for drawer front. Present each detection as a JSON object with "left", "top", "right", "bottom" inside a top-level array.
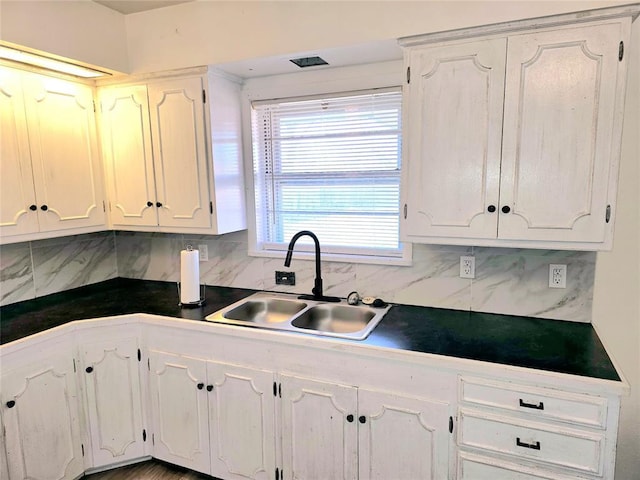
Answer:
[
  {"left": 458, "top": 452, "right": 587, "bottom": 480},
  {"left": 459, "top": 409, "right": 605, "bottom": 475},
  {"left": 460, "top": 377, "right": 608, "bottom": 428}
]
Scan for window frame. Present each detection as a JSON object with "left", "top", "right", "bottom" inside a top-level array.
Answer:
[{"left": 241, "top": 61, "right": 412, "bottom": 266}]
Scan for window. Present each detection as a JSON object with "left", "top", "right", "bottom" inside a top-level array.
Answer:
[{"left": 251, "top": 87, "right": 406, "bottom": 262}]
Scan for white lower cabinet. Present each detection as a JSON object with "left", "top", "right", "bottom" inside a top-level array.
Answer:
[
  {"left": 358, "top": 388, "right": 450, "bottom": 480},
  {"left": 207, "top": 361, "right": 276, "bottom": 480},
  {"left": 80, "top": 336, "right": 145, "bottom": 469},
  {"left": 280, "top": 375, "right": 358, "bottom": 480},
  {"left": 0, "top": 317, "right": 624, "bottom": 480},
  {"left": 148, "top": 350, "right": 276, "bottom": 479},
  {"left": 1, "top": 343, "right": 84, "bottom": 480},
  {"left": 148, "top": 350, "right": 210, "bottom": 473},
  {"left": 457, "top": 376, "right": 617, "bottom": 479},
  {"left": 279, "top": 375, "right": 451, "bottom": 480}
]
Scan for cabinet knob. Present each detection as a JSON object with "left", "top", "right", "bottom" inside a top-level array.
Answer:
[
  {"left": 206, "top": 385, "right": 213, "bottom": 392},
  {"left": 146, "top": 201, "right": 153, "bottom": 207},
  {"left": 487, "top": 205, "right": 496, "bottom": 213},
  {"left": 359, "top": 415, "right": 366, "bottom": 424},
  {"left": 156, "top": 202, "right": 163, "bottom": 208},
  {"left": 346, "top": 414, "right": 354, "bottom": 423},
  {"left": 197, "top": 382, "right": 204, "bottom": 390},
  {"left": 41, "top": 205, "right": 48, "bottom": 211},
  {"left": 501, "top": 205, "right": 511, "bottom": 214},
  {"left": 29, "top": 204, "right": 37, "bottom": 211},
  {"left": 85, "top": 366, "right": 93, "bottom": 373},
  {"left": 6, "top": 400, "right": 15, "bottom": 409}
]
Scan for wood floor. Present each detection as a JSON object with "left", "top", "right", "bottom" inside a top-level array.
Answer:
[{"left": 84, "top": 460, "right": 218, "bottom": 480}]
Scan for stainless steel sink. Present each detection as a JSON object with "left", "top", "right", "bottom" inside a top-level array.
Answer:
[
  {"left": 223, "top": 298, "right": 307, "bottom": 324},
  {"left": 291, "top": 304, "right": 376, "bottom": 334},
  {"left": 205, "top": 292, "right": 390, "bottom": 340}
]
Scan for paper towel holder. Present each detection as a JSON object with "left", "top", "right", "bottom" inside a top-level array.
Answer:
[{"left": 177, "top": 282, "right": 206, "bottom": 308}]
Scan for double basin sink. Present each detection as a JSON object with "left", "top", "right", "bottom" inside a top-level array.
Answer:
[{"left": 205, "top": 292, "right": 391, "bottom": 340}]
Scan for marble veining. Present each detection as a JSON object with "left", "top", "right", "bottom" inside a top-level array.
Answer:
[
  {"left": 0, "top": 243, "right": 35, "bottom": 306},
  {"left": 32, "top": 232, "right": 117, "bottom": 297},
  {"left": 3, "top": 230, "right": 597, "bottom": 322}
]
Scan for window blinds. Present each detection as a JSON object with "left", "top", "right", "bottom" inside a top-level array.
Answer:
[{"left": 251, "top": 88, "right": 403, "bottom": 258}]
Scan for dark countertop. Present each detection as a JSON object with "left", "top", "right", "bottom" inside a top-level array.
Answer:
[{"left": 0, "top": 278, "right": 620, "bottom": 382}]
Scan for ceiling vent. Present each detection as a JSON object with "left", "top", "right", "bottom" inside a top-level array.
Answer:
[{"left": 290, "top": 56, "right": 329, "bottom": 68}]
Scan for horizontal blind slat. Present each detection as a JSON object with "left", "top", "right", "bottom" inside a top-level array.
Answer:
[{"left": 252, "top": 88, "right": 403, "bottom": 257}]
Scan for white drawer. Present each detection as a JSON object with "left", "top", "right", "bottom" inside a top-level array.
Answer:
[
  {"left": 460, "top": 376, "right": 608, "bottom": 428},
  {"left": 459, "top": 408, "right": 605, "bottom": 475},
  {"left": 457, "top": 452, "right": 588, "bottom": 480}
]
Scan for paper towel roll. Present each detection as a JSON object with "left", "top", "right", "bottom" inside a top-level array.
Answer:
[{"left": 180, "top": 249, "right": 200, "bottom": 304}]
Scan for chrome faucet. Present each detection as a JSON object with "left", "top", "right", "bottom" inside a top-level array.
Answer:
[{"left": 284, "top": 230, "right": 340, "bottom": 302}]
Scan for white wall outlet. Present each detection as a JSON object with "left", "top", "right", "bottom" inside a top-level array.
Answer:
[
  {"left": 198, "top": 244, "right": 208, "bottom": 262},
  {"left": 460, "top": 256, "right": 475, "bottom": 279},
  {"left": 549, "top": 264, "right": 567, "bottom": 288}
]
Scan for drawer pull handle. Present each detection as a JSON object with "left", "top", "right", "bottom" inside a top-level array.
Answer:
[
  {"left": 516, "top": 437, "right": 541, "bottom": 450},
  {"left": 519, "top": 399, "right": 544, "bottom": 410}
]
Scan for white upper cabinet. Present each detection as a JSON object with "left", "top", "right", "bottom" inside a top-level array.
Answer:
[
  {"left": 498, "top": 24, "right": 622, "bottom": 244},
  {"left": 148, "top": 77, "right": 211, "bottom": 229},
  {"left": 403, "top": 38, "right": 506, "bottom": 240},
  {"left": 0, "top": 66, "right": 106, "bottom": 243},
  {"left": 100, "top": 84, "right": 158, "bottom": 227},
  {"left": 98, "top": 68, "right": 246, "bottom": 234},
  {"left": 400, "top": 11, "right": 634, "bottom": 250}
]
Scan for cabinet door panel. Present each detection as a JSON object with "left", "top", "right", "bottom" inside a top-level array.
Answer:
[
  {"left": 1, "top": 353, "right": 83, "bottom": 480},
  {"left": 100, "top": 85, "right": 158, "bottom": 227},
  {"left": 82, "top": 337, "right": 144, "bottom": 468},
  {"left": 280, "top": 374, "right": 357, "bottom": 480},
  {"left": 358, "top": 389, "right": 450, "bottom": 480},
  {"left": 0, "top": 67, "right": 39, "bottom": 236},
  {"left": 148, "top": 350, "right": 210, "bottom": 474},
  {"left": 207, "top": 362, "right": 275, "bottom": 480},
  {"left": 22, "top": 73, "right": 105, "bottom": 232},
  {"left": 403, "top": 39, "right": 505, "bottom": 239},
  {"left": 499, "top": 23, "right": 621, "bottom": 242},
  {"left": 148, "top": 78, "right": 211, "bottom": 229}
]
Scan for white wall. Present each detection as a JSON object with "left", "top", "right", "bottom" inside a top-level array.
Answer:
[
  {"left": 124, "top": 0, "right": 635, "bottom": 73},
  {"left": 592, "top": 16, "right": 640, "bottom": 480},
  {"left": 0, "top": 0, "right": 128, "bottom": 73}
]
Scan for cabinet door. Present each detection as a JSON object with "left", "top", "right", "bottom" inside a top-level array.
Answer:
[
  {"left": 403, "top": 38, "right": 506, "bottom": 240},
  {"left": 147, "top": 77, "right": 211, "bottom": 229},
  {"left": 280, "top": 374, "right": 358, "bottom": 480},
  {"left": 207, "top": 362, "right": 275, "bottom": 480},
  {"left": 1, "top": 352, "right": 84, "bottom": 480},
  {"left": 0, "top": 67, "right": 39, "bottom": 237},
  {"left": 0, "top": 409, "right": 9, "bottom": 480},
  {"left": 81, "top": 337, "right": 145, "bottom": 468},
  {"left": 358, "top": 389, "right": 450, "bottom": 480},
  {"left": 148, "top": 350, "right": 210, "bottom": 474},
  {"left": 499, "top": 23, "right": 623, "bottom": 243},
  {"left": 22, "top": 72, "right": 105, "bottom": 232},
  {"left": 100, "top": 85, "right": 158, "bottom": 227}
]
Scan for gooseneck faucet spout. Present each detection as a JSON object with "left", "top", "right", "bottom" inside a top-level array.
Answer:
[{"left": 284, "top": 230, "right": 340, "bottom": 302}]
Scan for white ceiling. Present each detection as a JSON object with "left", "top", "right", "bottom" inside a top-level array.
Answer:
[{"left": 93, "top": 0, "right": 194, "bottom": 15}]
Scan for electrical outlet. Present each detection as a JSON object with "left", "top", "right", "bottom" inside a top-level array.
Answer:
[
  {"left": 549, "top": 264, "right": 567, "bottom": 288},
  {"left": 198, "top": 244, "right": 208, "bottom": 262},
  {"left": 275, "top": 271, "right": 296, "bottom": 286},
  {"left": 460, "top": 256, "right": 475, "bottom": 279}
]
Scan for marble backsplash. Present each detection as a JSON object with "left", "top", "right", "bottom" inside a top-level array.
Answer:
[
  {"left": 1, "top": 230, "right": 596, "bottom": 322},
  {"left": 0, "top": 232, "right": 118, "bottom": 306}
]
